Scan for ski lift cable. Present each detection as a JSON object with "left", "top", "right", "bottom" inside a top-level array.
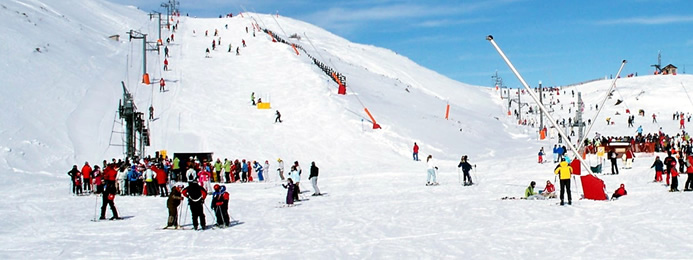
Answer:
[
  {"left": 680, "top": 82, "right": 693, "bottom": 110},
  {"left": 577, "top": 61, "right": 628, "bottom": 152}
]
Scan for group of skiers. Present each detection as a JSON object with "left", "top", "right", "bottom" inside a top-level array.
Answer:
[
  {"left": 650, "top": 148, "right": 693, "bottom": 192},
  {"left": 281, "top": 161, "right": 322, "bottom": 206}
]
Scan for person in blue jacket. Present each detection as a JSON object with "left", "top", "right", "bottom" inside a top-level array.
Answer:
[
  {"left": 127, "top": 165, "right": 140, "bottom": 196},
  {"left": 254, "top": 161, "right": 264, "bottom": 181}
]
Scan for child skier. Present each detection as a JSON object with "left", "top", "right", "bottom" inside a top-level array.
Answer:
[
  {"left": 210, "top": 184, "right": 230, "bottom": 227},
  {"left": 282, "top": 178, "right": 296, "bottom": 206},
  {"left": 458, "top": 155, "right": 473, "bottom": 186},
  {"left": 651, "top": 156, "right": 664, "bottom": 182},
  {"left": 611, "top": 184, "right": 627, "bottom": 200}
]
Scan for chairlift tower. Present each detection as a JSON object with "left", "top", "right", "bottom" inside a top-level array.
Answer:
[{"left": 118, "top": 81, "right": 151, "bottom": 160}]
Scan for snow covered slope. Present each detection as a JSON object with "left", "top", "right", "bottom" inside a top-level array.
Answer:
[{"left": 2, "top": 0, "right": 693, "bottom": 258}]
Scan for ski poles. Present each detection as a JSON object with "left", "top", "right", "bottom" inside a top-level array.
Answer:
[{"left": 92, "top": 194, "right": 100, "bottom": 221}]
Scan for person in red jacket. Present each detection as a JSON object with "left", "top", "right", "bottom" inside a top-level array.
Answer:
[
  {"left": 163, "top": 58, "right": 169, "bottom": 71},
  {"left": 103, "top": 164, "right": 118, "bottom": 188},
  {"left": 413, "top": 142, "right": 419, "bottom": 161},
  {"left": 159, "top": 78, "right": 165, "bottom": 92},
  {"left": 611, "top": 183, "right": 627, "bottom": 200},
  {"left": 154, "top": 165, "right": 168, "bottom": 197},
  {"left": 211, "top": 184, "right": 231, "bottom": 227},
  {"left": 686, "top": 154, "right": 693, "bottom": 191},
  {"left": 541, "top": 180, "right": 556, "bottom": 198},
  {"left": 81, "top": 162, "right": 92, "bottom": 193}
]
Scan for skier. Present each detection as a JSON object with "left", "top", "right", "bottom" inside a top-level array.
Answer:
[
  {"left": 426, "top": 155, "right": 438, "bottom": 186},
  {"left": 211, "top": 39, "right": 216, "bottom": 50},
  {"left": 164, "top": 46, "right": 169, "bottom": 58},
  {"left": 275, "top": 110, "right": 282, "bottom": 123},
  {"left": 163, "top": 58, "right": 169, "bottom": 71},
  {"left": 242, "top": 39, "right": 246, "bottom": 47},
  {"left": 685, "top": 153, "right": 693, "bottom": 191},
  {"left": 524, "top": 181, "right": 543, "bottom": 200},
  {"left": 282, "top": 178, "right": 296, "bottom": 206},
  {"left": 611, "top": 184, "right": 627, "bottom": 200},
  {"left": 264, "top": 160, "right": 270, "bottom": 182},
  {"left": 182, "top": 181, "right": 207, "bottom": 230},
  {"left": 250, "top": 92, "right": 256, "bottom": 106},
  {"left": 186, "top": 166, "right": 197, "bottom": 183},
  {"left": 223, "top": 158, "right": 232, "bottom": 183},
  {"left": 214, "top": 159, "right": 223, "bottom": 183},
  {"left": 277, "top": 158, "right": 285, "bottom": 181},
  {"left": 670, "top": 161, "right": 680, "bottom": 192},
  {"left": 413, "top": 142, "right": 419, "bottom": 161},
  {"left": 154, "top": 165, "right": 168, "bottom": 197},
  {"left": 149, "top": 105, "right": 154, "bottom": 121},
  {"left": 210, "top": 184, "right": 230, "bottom": 227},
  {"left": 205, "top": 48, "right": 210, "bottom": 58},
  {"left": 236, "top": 47, "right": 240, "bottom": 55},
  {"left": 651, "top": 156, "right": 664, "bottom": 182},
  {"left": 143, "top": 166, "right": 157, "bottom": 196},
  {"left": 253, "top": 161, "right": 264, "bottom": 181},
  {"left": 165, "top": 185, "right": 183, "bottom": 228},
  {"left": 127, "top": 165, "right": 140, "bottom": 196},
  {"left": 289, "top": 165, "right": 301, "bottom": 201},
  {"left": 309, "top": 162, "right": 321, "bottom": 196},
  {"left": 81, "top": 162, "right": 92, "bottom": 193},
  {"left": 241, "top": 159, "right": 249, "bottom": 182},
  {"left": 159, "top": 78, "right": 165, "bottom": 92},
  {"left": 537, "top": 148, "right": 544, "bottom": 164},
  {"left": 608, "top": 149, "right": 619, "bottom": 175},
  {"left": 624, "top": 149, "right": 635, "bottom": 169},
  {"left": 554, "top": 159, "right": 573, "bottom": 205},
  {"left": 458, "top": 155, "right": 473, "bottom": 186},
  {"left": 116, "top": 165, "right": 127, "bottom": 195},
  {"left": 198, "top": 167, "right": 212, "bottom": 192},
  {"left": 99, "top": 182, "right": 121, "bottom": 220},
  {"left": 552, "top": 145, "right": 559, "bottom": 163},
  {"left": 664, "top": 151, "right": 676, "bottom": 186},
  {"left": 652, "top": 113, "right": 657, "bottom": 123},
  {"left": 67, "top": 165, "right": 82, "bottom": 195}
]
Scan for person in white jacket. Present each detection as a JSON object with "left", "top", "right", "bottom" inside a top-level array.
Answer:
[
  {"left": 426, "top": 155, "right": 438, "bottom": 186},
  {"left": 116, "top": 166, "right": 127, "bottom": 195},
  {"left": 276, "top": 158, "right": 285, "bottom": 181}
]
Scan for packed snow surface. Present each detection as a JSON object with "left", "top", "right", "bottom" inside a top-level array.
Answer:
[{"left": 1, "top": 0, "right": 693, "bottom": 258}]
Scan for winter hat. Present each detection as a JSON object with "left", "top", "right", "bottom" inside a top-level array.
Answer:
[{"left": 214, "top": 184, "right": 220, "bottom": 191}]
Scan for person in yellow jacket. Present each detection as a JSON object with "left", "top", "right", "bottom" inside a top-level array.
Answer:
[{"left": 554, "top": 160, "right": 573, "bottom": 205}]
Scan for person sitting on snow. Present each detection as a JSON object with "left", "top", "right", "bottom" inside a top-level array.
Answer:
[
  {"left": 524, "top": 181, "right": 544, "bottom": 200},
  {"left": 541, "top": 180, "right": 557, "bottom": 198},
  {"left": 611, "top": 184, "right": 627, "bottom": 200}
]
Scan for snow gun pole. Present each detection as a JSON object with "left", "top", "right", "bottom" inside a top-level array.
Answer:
[
  {"left": 486, "top": 35, "right": 594, "bottom": 176},
  {"left": 577, "top": 60, "right": 627, "bottom": 152}
]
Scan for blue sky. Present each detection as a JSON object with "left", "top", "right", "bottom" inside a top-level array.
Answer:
[{"left": 112, "top": 0, "right": 693, "bottom": 88}]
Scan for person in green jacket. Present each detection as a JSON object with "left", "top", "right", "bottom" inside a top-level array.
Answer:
[
  {"left": 554, "top": 160, "right": 574, "bottom": 205},
  {"left": 524, "top": 181, "right": 543, "bottom": 200},
  {"left": 213, "top": 158, "right": 223, "bottom": 183},
  {"left": 223, "top": 158, "right": 232, "bottom": 183},
  {"left": 172, "top": 157, "right": 181, "bottom": 182}
]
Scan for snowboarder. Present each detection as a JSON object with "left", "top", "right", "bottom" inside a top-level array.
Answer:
[
  {"left": 277, "top": 158, "right": 285, "bottom": 181},
  {"left": 426, "top": 155, "right": 438, "bottom": 186},
  {"left": 413, "top": 142, "right": 419, "bottom": 161},
  {"left": 99, "top": 182, "right": 121, "bottom": 220},
  {"left": 182, "top": 181, "right": 207, "bottom": 230},
  {"left": 159, "top": 78, "right": 165, "bottom": 92},
  {"left": 282, "top": 178, "right": 296, "bottom": 206},
  {"left": 608, "top": 149, "right": 619, "bottom": 175},
  {"left": 210, "top": 184, "right": 230, "bottom": 227},
  {"left": 165, "top": 185, "right": 183, "bottom": 228},
  {"left": 275, "top": 110, "right": 282, "bottom": 123},
  {"left": 651, "top": 156, "right": 664, "bottom": 182},
  {"left": 67, "top": 165, "right": 82, "bottom": 195},
  {"left": 458, "top": 155, "right": 473, "bottom": 186},
  {"left": 309, "top": 162, "right": 321, "bottom": 196},
  {"left": 611, "top": 184, "right": 627, "bottom": 200},
  {"left": 554, "top": 160, "right": 573, "bottom": 205}
]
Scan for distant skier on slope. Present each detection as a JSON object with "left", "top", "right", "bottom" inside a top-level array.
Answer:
[
  {"left": 275, "top": 110, "right": 282, "bottom": 123},
  {"left": 426, "top": 155, "right": 438, "bottom": 186},
  {"left": 309, "top": 162, "right": 321, "bottom": 196},
  {"left": 67, "top": 165, "right": 82, "bottom": 195},
  {"left": 458, "top": 155, "right": 473, "bottom": 186},
  {"left": 413, "top": 142, "right": 419, "bottom": 161}
]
